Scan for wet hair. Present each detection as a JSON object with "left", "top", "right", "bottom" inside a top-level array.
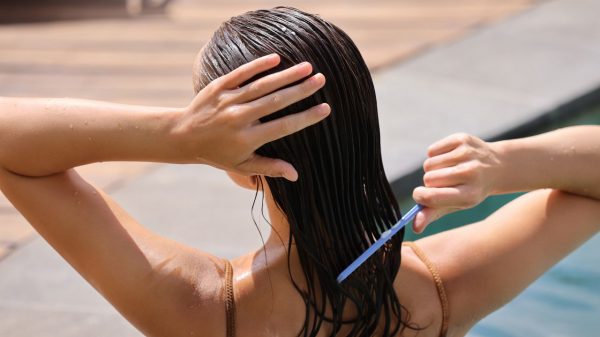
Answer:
[{"left": 195, "top": 7, "right": 418, "bottom": 337}]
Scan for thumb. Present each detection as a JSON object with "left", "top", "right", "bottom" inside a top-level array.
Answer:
[
  {"left": 412, "top": 207, "right": 446, "bottom": 234},
  {"left": 238, "top": 154, "right": 299, "bottom": 182}
]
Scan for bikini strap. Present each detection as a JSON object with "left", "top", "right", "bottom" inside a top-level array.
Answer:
[
  {"left": 403, "top": 242, "right": 449, "bottom": 337},
  {"left": 223, "top": 259, "right": 236, "bottom": 337}
]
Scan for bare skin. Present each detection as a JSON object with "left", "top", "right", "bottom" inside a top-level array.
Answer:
[
  {"left": 412, "top": 129, "right": 600, "bottom": 232},
  {"left": 410, "top": 129, "right": 600, "bottom": 335},
  {"left": 224, "top": 174, "right": 445, "bottom": 337},
  {"left": 0, "top": 54, "right": 329, "bottom": 181},
  {"left": 0, "top": 49, "right": 598, "bottom": 336}
]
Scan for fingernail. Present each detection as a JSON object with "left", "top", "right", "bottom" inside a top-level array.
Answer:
[
  {"left": 318, "top": 103, "right": 331, "bottom": 116},
  {"left": 265, "top": 54, "right": 279, "bottom": 64},
  {"left": 311, "top": 73, "right": 325, "bottom": 86},
  {"left": 297, "top": 61, "right": 311, "bottom": 69},
  {"left": 284, "top": 170, "right": 298, "bottom": 182},
  {"left": 295, "top": 63, "right": 312, "bottom": 76},
  {"left": 415, "top": 212, "right": 425, "bottom": 233}
]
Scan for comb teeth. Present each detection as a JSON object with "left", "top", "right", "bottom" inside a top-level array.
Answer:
[{"left": 337, "top": 204, "right": 423, "bottom": 283}]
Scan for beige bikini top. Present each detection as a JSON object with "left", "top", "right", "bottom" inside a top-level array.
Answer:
[{"left": 222, "top": 241, "right": 449, "bottom": 337}]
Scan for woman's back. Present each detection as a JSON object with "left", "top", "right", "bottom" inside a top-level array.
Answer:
[{"left": 221, "top": 240, "right": 446, "bottom": 337}]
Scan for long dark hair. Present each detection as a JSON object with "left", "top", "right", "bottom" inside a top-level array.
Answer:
[{"left": 195, "top": 7, "right": 416, "bottom": 337}]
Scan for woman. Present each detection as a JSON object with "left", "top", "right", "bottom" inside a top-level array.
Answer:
[{"left": 0, "top": 6, "right": 598, "bottom": 337}]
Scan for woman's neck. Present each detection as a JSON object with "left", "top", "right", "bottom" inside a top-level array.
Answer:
[{"left": 263, "top": 190, "right": 292, "bottom": 251}]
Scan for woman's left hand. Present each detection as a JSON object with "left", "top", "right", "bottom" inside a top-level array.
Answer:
[
  {"left": 171, "top": 54, "right": 330, "bottom": 181},
  {"left": 412, "top": 133, "right": 503, "bottom": 233}
]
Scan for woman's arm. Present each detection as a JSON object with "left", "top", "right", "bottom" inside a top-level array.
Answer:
[
  {"left": 494, "top": 126, "right": 600, "bottom": 198},
  {"left": 0, "top": 97, "right": 180, "bottom": 175},
  {"left": 417, "top": 189, "right": 600, "bottom": 336},
  {"left": 410, "top": 127, "right": 600, "bottom": 336},
  {"left": 0, "top": 55, "right": 329, "bottom": 336},
  {"left": 412, "top": 126, "right": 600, "bottom": 231},
  {"left": 0, "top": 54, "right": 329, "bottom": 180}
]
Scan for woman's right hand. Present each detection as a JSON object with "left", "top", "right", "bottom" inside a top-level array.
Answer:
[
  {"left": 171, "top": 53, "right": 329, "bottom": 182},
  {"left": 412, "top": 133, "right": 503, "bottom": 233}
]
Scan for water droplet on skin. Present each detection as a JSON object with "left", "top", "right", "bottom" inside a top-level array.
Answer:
[
  {"left": 88, "top": 137, "right": 92, "bottom": 141},
  {"left": 134, "top": 126, "right": 139, "bottom": 130},
  {"left": 69, "top": 124, "right": 73, "bottom": 130}
]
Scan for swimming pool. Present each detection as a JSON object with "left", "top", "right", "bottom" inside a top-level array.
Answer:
[{"left": 399, "top": 105, "right": 600, "bottom": 337}]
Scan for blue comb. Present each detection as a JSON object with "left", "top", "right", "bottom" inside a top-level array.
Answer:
[{"left": 336, "top": 204, "right": 424, "bottom": 283}]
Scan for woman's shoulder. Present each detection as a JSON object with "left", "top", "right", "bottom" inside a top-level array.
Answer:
[
  {"left": 228, "top": 251, "right": 309, "bottom": 337},
  {"left": 404, "top": 232, "right": 486, "bottom": 337},
  {"left": 393, "top": 242, "right": 446, "bottom": 337},
  {"left": 224, "top": 244, "right": 455, "bottom": 337},
  {"left": 158, "top": 248, "right": 232, "bottom": 337}
]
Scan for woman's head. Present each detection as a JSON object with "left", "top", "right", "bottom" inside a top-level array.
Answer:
[{"left": 194, "top": 7, "right": 413, "bottom": 336}]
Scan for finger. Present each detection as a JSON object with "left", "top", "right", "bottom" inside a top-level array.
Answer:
[
  {"left": 233, "top": 62, "right": 313, "bottom": 104},
  {"left": 251, "top": 103, "right": 330, "bottom": 146},
  {"left": 413, "top": 211, "right": 426, "bottom": 233},
  {"left": 423, "top": 146, "right": 467, "bottom": 172},
  {"left": 213, "top": 54, "right": 281, "bottom": 90},
  {"left": 423, "top": 166, "right": 467, "bottom": 188},
  {"left": 427, "top": 133, "right": 470, "bottom": 157},
  {"left": 412, "top": 186, "right": 465, "bottom": 208},
  {"left": 237, "top": 154, "right": 299, "bottom": 182},
  {"left": 412, "top": 207, "right": 451, "bottom": 233},
  {"left": 247, "top": 73, "right": 326, "bottom": 121}
]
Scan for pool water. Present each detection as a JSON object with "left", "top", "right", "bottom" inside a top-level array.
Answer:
[{"left": 398, "top": 106, "right": 600, "bottom": 337}]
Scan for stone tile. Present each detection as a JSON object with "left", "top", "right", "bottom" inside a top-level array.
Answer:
[
  {"left": 109, "top": 164, "right": 271, "bottom": 259},
  {"left": 0, "top": 163, "right": 157, "bottom": 253},
  {"left": 0, "top": 243, "right": 10, "bottom": 261},
  {"left": 0, "top": 211, "right": 35, "bottom": 246},
  {"left": 75, "top": 162, "right": 159, "bottom": 192},
  {"left": 0, "top": 306, "right": 141, "bottom": 337},
  {"left": 375, "top": 0, "right": 600, "bottom": 181},
  {"left": 0, "top": 191, "right": 12, "bottom": 210},
  {"left": 0, "top": 238, "right": 113, "bottom": 306},
  {"left": 0, "top": 232, "right": 142, "bottom": 337}
]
